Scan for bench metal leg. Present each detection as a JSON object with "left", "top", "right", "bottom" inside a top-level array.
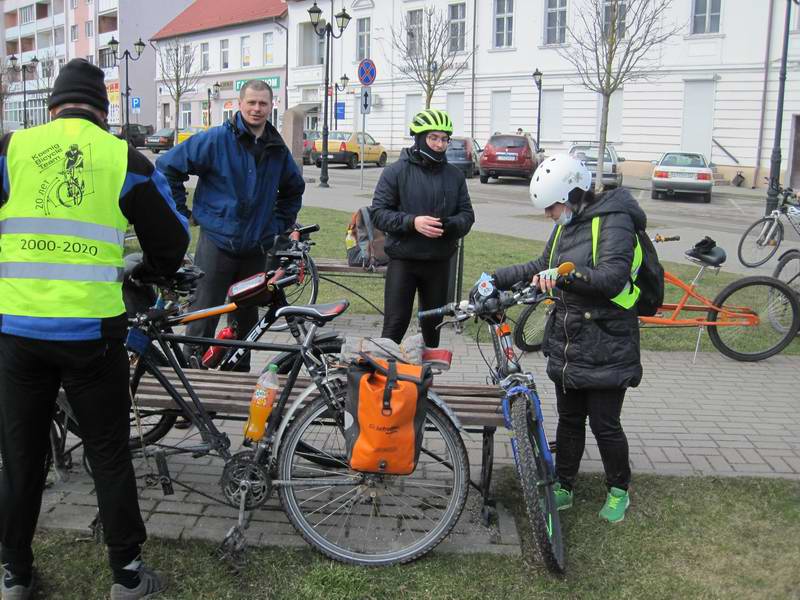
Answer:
[{"left": 479, "top": 426, "right": 497, "bottom": 526}]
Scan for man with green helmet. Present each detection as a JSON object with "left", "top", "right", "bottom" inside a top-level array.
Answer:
[{"left": 370, "top": 108, "right": 474, "bottom": 347}]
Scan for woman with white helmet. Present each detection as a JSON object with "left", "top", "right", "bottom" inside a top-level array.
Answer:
[{"left": 490, "top": 153, "right": 647, "bottom": 524}]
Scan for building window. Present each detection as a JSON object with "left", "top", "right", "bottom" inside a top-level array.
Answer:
[
  {"left": 222, "top": 107, "right": 234, "bottom": 122},
  {"left": 86, "top": 0, "right": 92, "bottom": 4},
  {"left": 449, "top": 4, "right": 466, "bottom": 53},
  {"left": 545, "top": 0, "right": 567, "bottom": 45},
  {"left": 494, "top": 0, "right": 513, "bottom": 48},
  {"left": 200, "top": 42, "right": 209, "bottom": 71},
  {"left": 263, "top": 32, "right": 274, "bottom": 64},
  {"left": 220, "top": 39, "right": 229, "bottom": 69},
  {"left": 692, "top": 0, "right": 720, "bottom": 34},
  {"left": 604, "top": 0, "right": 626, "bottom": 38},
  {"left": 407, "top": 9, "right": 423, "bottom": 56},
  {"left": 41, "top": 59, "right": 54, "bottom": 79},
  {"left": 85, "top": 54, "right": 94, "bottom": 65},
  {"left": 20, "top": 5, "right": 34, "bottom": 24},
  {"left": 99, "top": 47, "right": 114, "bottom": 68},
  {"left": 240, "top": 35, "right": 250, "bottom": 67},
  {"left": 85, "top": 20, "right": 93, "bottom": 38},
  {"left": 70, "top": 24, "right": 78, "bottom": 41},
  {"left": 70, "top": 0, "right": 77, "bottom": 8},
  {"left": 357, "top": 17, "right": 370, "bottom": 60},
  {"left": 180, "top": 102, "right": 191, "bottom": 128}
]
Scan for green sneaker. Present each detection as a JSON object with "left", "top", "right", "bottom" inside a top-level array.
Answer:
[
  {"left": 599, "top": 487, "right": 630, "bottom": 523},
  {"left": 553, "top": 483, "right": 573, "bottom": 511}
]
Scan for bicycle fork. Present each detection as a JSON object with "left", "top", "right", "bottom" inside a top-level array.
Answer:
[{"left": 502, "top": 388, "right": 556, "bottom": 477}]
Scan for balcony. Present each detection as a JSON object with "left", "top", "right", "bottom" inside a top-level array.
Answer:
[
  {"left": 6, "top": 25, "right": 19, "bottom": 39},
  {"left": 98, "top": 30, "right": 117, "bottom": 48},
  {"left": 97, "top": 0, "right": 118, "bottom": 14},
  {"left": 19, "top": 21, "right": 36, "bottom": 38}
]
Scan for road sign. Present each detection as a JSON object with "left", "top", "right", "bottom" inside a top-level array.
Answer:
[
  {"left": 335, "top": 101, "right": 345, "bottom": 120},
  {"left": 131, "top": 96, "right": 141, "bottom": 110},
  {"left": 357, "top": 59, "right": 377, "bottom": 86},
  {"left": 360, "top": 87, "right": 372, "bottom": 115}
]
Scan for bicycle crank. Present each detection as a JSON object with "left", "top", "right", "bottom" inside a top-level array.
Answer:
[{"left": 220, "top": 451, "right": 272, "bottom": 510}]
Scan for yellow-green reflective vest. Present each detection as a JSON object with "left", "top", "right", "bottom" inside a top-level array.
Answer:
[
  {"left": 0, "top": 118, "right": 129, "bottom": 328},
  {"left": 548, "top": 216, "right": 642, "bottom": 310}
]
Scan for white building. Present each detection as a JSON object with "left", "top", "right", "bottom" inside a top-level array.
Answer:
[
  {"left": 151, "top": 0, "right": 288, "bottom": 132},
  {"left": 284, "top": 0, "right": 800, "bottom": 187}
]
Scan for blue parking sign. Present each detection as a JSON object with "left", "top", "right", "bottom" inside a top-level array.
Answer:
[{"left": 131, "top": 96, "right": 141, "bottom": 109}]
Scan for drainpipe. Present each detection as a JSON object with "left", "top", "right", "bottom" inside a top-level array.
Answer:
[
  {"left": 470, "top": 0, "right": 477, "bottom": 140},
  {"left": 274, "top": 17, "right": 289, "bottom": 115},
  {"left": 753, "top": 1, "right": 775, "bottom": 188}
]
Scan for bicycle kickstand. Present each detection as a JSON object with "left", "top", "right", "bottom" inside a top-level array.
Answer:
[
  {"left": 692, "top": 326, "right": 704, "bottom": 365},
  {"left": 217, "top": 480, "right": 253, "bottom": 573}
]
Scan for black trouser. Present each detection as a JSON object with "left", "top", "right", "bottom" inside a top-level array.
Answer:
[
  {"left": 185, "top": 230, "right": 275, "bottom": 371},
  {"left": 381, "top": 257, "right": 452, "bottom": 348},
  {"left": 0, "top": 334, "right": 146, "bottom": 578},
  {"left": 554, "top": 387, "right": 631, "bottom": 492}
]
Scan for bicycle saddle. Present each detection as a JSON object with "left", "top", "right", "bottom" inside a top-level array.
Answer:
[
  {"left": 276, "top": 300, "right": 350, "bottom": 323},
  {"left": 685, "top": 245, "right": 726, "bottom": 267}
]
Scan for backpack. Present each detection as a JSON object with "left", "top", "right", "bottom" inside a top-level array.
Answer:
[
  {"left": 345, "top": 207, "right": 389, "bottom": 271},
  {"left": 344, "top": 353, "right": 431, "bottom": 475}
]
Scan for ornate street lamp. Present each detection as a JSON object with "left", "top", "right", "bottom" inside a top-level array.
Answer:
[
  {"left": 533, "top": 69, "right": 543, "bottom": 150},
  {"left": 108, "top": 36, "right": 146, "bottom": 141},
  {"left": 333, "top": 73, "right": 349, "bottom": 130},
  {"left": 7, "top": 55, "right": 39, "bottom": 128}
]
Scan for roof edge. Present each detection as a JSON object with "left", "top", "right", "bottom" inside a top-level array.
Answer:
[{"left": 151, "top": 8, "right": 287, "bottom": 42}]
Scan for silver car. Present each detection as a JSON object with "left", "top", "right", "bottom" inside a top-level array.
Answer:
[
  {"left": 568, "top": 142, "right": 624, "bottom": 189},
  {"left": 651, "top": 152, "right": 714, "bottom": 203}
]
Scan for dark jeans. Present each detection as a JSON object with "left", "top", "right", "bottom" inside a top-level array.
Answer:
[
  {"left": 0, "top": 334, "right": 146, "bottom": 578},
  {"left": 555, "top": 387, "right": 631, "bottom": 492},
  {"left": 185, "top": 230, "right": 275, "bottom": 371},
  {"left": 381, "top": 257, "right": 452, "bottom": 348}
]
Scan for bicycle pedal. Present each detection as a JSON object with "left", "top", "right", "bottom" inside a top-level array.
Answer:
[{"left": 154, "top": 450, "right": 174, "bottom": 495}]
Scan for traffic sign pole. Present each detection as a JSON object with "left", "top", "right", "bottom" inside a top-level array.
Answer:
[{"left": 356, "top": 60, "right": 377, "bottom": 190}]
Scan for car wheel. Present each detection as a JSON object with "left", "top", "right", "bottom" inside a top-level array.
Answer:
[
  {"left": 376, "top": 153, "right": 387, "bottom": 167},
  {"left": 479, "top": 174, "right": 489, "bottom": 184},
  {"left": 152, "top": 149, "right": 160, "bottom": 154},
  {"left": 347, "top": 154, "right": 359, "bottom": 169},
  {"left": 315, "top": 160, "right": 322, "bottom": 168},
  {"left": 651, "top": 188, "right": 660, "bottom": 200},
  {"left": 703, "top": 191, "right": 712, "bottom": 204}
]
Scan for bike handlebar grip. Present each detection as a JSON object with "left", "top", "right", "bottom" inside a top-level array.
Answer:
[
  {"left": 663, "top": 235, "right": 681, "bottom": 242},
  {"left": 294, "top": 224, "right": 320, "bottom": 236},
  {"left": 556, "top": 261, "right": 575, "bottom": 276},
  {"left": 418, "top": 305, "right": 451, "bottom": 320}
]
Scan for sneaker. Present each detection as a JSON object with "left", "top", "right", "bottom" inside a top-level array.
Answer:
[
  {"left": 1, "top": 574, "right": 32, "bottom": 600},
  {"left": 553, "top": 483, "right": 573, "bottom": 511},
  {"left": 110, "top": 567, "right": 166, "bottom": 600},
  {"left": 599, "top": 487, "right": 630, "bottom": 523}
]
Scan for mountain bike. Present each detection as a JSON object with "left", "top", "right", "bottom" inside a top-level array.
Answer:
[
  {"left": 773, "top": 248, "right": 800, "bottom": 336},
  {"left": 514, "top": 238, "right": 800, "bottom": 362},
  {"left": 419, "top": 263, "right": 575, "bottom": 574},
  {"left": 737, "top": 185, "right": 800, "bottom": 267}
]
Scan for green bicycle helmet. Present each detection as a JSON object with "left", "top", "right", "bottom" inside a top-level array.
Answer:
[{"left": 409, "top": 108, "right": 454, "bottom": 136}]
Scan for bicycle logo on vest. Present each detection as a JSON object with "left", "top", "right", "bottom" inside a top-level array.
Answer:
[{"left": 34, "top": 144, "right": 91, "bottom": 215}]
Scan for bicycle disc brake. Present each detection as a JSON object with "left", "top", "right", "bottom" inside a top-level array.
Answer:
[{"left": 220, "top": 451, "right": 272, "bottom": 510}]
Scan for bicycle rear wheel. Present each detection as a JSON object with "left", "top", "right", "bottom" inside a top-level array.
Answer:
[
  {"left": 510, "top": 394, "right": 565, "bottom": 574},
  {"left": 707, "top": 276, "right": 800, "bottom": 361},
  {"left": 513, "top": 302, "right": 549, "bottom": 353},
  {"left": 278, "top": 394, "right": 469, "bottom": 566},
  {"left": 737, "top": 217, "right": 784, "bottom": 268}
]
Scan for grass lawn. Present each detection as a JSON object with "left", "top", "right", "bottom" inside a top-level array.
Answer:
[{"left": 30, "top": 471, "right": 800, "bottom": 599}]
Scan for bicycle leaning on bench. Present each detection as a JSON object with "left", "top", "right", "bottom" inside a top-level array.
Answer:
[
  {"left": 419, "top": 263, "right": 577, "bottom": 574},
  {"left": 737, "top": 184, "right": 800, "bottom": 268}
]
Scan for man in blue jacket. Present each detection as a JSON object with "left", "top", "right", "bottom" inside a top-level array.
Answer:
[{"left": 157, "top": 80, "right": 304, "bottom": 369}]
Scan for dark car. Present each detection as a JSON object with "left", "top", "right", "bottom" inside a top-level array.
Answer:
[
  {"left": 479, "top": 134, "right": 542, "bottom": 183},
  {"left": 109, "top": 123, "right": 154, "bottom": 147},
  {"left": 144, "top": 127, "right": 177, "bottom": 154},
  {"left": 302, "top": 130, "right": 321, "bottom": 165},
  {"left": 446, "top": 136, "right": 482, "bottom": 178}
]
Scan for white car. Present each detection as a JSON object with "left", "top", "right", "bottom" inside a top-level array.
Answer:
[{"left": 651, "top": 152, "right": 714, "bottom": 203}]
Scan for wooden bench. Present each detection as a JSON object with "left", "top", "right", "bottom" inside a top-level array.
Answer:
[{"left": 135, "top": 368, "right": 504, "bottom": 520}]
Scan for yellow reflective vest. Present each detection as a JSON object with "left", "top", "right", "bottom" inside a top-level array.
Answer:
[{"left": 0, "top": 118, "right": 129, "bottom": 339}]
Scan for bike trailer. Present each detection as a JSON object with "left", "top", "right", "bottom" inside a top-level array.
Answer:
[{"left": 345, "top": 353, "right": 432, "bottom": 475}]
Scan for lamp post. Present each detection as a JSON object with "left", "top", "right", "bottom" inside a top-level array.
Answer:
[
  {"left": 333, "top": 73, "right": 349, "bottom": 131},
  {"left": 108, "top": 36, "right": 146, "bottom": 141},
  {"left": 766, "top": 1, "right": 799, "bottom": 214},
  {"left": 532, "top": 68, "right": 543, "bottom": 150},
  {"left": 8, "top": 55, "right": 39, "bottom": 129},
  {"left": 206, "top": 81, "right": 220, "bottom": 127},
  {"left": 309, "top": 1, "right": 351, "bottom": 188}
]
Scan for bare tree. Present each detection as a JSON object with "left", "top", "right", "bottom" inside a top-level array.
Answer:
[
  {"left": 0, "top": 70, "right": 8, "bottom": 135},
  {"left": 154, "top": 38, "right": 201, "bottom": 144},
  {"left": 389, "top": 7, "right": 473, "bottom": 108},
  {"left": 558, "top": 0, "right": 681, "bottom": 191}
]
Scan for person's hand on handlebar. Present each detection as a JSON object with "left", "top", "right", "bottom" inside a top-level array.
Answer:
[{"left": 532, "top": 267, "right": 560, "bottom": 293}]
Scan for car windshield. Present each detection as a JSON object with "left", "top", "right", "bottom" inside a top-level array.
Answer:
[
  {"left": 328, "top": 132, "right": 351, "bottom": 141},
  {"left": 447, "top": 139, "right": 467, "bottom": 151},
  {"left": 153, "top": 128, "right": 173, "bottom": 136},
  {"left": 571, "top": 146, "right": 613, "bottom": 162},
  {"left": 489, "top": 135, "right": 526, "bottom": 148},
  {"left": 306, "top": 131, "right": 320, "bottom": 140},
  {"left": 660, "top": 153, "right": 706, "bottom": 168}
]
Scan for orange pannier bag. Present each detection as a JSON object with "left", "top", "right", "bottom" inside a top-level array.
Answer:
[{"left": 345, "top": 353, "right": 432, "bottom": 475}]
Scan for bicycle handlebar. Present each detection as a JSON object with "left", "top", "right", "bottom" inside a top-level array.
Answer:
[{"left": 653, "top": 234, "right": 681, "bottom": 243}]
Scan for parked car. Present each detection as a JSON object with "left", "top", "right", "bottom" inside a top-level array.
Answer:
[
  {"left": 312, "top": 131, "right": 388, "bottom": 169},
  {"left": 568, "top": 142, "right": 625, "bottom": 189},
  {"left": 479, "top": 133, "right": 541, "bottom": 183},
  {"left": 302, "top": 130, "right": 321, "bottom": 165},
  {"left": 177, "top": 126, "right": 208, "bottom": 144},
  {"left": 109, "top": 124, "right": 154, "bottom": 147},
  {"left": 446, "top": 136, "right": 482, "bottom": 178},
  {"left": 144, "top": 127, "right": 177, "bottom": 154},
  {"left": 651, "top": 151, "right": 713, "bottom": 203}
]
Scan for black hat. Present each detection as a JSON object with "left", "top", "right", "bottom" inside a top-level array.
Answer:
[{"left": 48, "top": 58, "right": 109, "bottom": 113}]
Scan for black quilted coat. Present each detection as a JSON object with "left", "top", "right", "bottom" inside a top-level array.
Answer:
[{"left": 494, "top": 188, "right": 646, "bottom": 390}]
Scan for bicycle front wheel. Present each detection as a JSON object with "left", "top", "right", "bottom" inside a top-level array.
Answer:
[
  {"left": 513, "top": 302, "right": 549, "bottom": 353},
  {"left": 773, "top": 250, "right": 800, "bottom": 301},
  {"left": 510, "top": 394, "right": 565, "bottom": 574},
  {"left": 278, "top": 394, "right": 469, "bottom": 566},
  {"left": 737, "top": 217, "right": 784, "bottom": 268},
  {"left": 707, "top": 276, "right": 800, "bottom": 361}
]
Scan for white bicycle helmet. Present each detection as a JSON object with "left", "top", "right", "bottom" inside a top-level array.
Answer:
[{"left": 529, "top": 154, "right": 592, "bottom": 209}]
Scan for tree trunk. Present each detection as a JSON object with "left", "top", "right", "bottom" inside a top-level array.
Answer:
[
  {"left": 174, "top": 95, "right": 181, "bottom": 145},
  {"left": 596, "top": 92, "right": 610, "bottom": 194}
]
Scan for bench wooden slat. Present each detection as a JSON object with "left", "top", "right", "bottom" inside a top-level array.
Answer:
[{"left": 314, "top": 258, "right": 387, "bottom": 276}]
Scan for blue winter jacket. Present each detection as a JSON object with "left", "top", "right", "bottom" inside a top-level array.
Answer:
[{"left": 156, "top": 112, "right": 304, "bottom": 254}]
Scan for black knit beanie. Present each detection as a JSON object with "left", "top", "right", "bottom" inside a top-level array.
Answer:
[{"left": 47, "top": 58, "right": 109, "bottom": 114}]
